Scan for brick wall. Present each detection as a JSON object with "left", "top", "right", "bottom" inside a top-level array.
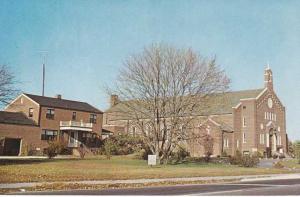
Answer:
[
  {"left": 39, "top": 107, "right": 103, "bottom": 135},
  {"left": 5, "top": 95, "right": 40, "bottom": 124},
  {"left": 0, "top": 123, "right": 45, "bottom": 153}
]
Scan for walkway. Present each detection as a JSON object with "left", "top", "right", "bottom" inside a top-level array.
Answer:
[{"left": 1, "top": 173, "right": 300, "bottom": 189}]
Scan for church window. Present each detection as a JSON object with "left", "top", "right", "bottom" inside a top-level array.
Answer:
[
  {"left": 129, "top": 126, "right": 136, "bottom": 136},
  {"left": 271, "top": 113, "right": 273, "bottom": 120},
  {"left": 243, "top": 132, "right": 246, "bottom": 143},
  {"left": 279, "top": 136, "right": 282, "bottom": 145},
  {"left": 223, "top": 138, "right": 229, "bottom": 148},
  {"left": 260, "top": 133, "right": 265, "bottom": 144},
  {"left": 206, "top": 125, "right": 211, "bottom": 135},
  {"left": 243, "top": 117, "right": 246, "bottom": 127},
  {"left": 277, "top": 135, "right": 282, "bottom": 145},
  {"left": 265, "top": 112, "right": 267, "bottom": 120},
  {"left": 145, "top": 124, "right": 151, "bottom": 135}
]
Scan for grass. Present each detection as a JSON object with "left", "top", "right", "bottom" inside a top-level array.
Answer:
[
  {"left": 0, "top": 155, "right": 291, "bottom": 183},
  {"left": 282, "top": 159, "right": 300, "bottom": 169}
]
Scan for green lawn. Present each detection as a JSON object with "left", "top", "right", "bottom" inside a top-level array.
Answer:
[{"left": 0, "top": 155, "right": 291, "bottom": 183}]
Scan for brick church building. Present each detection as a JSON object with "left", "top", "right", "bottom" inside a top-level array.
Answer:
[{"left": 104, "top": 67, "right": 288, "bottom": 157}]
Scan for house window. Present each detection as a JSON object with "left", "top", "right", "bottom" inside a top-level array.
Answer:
[
  {"left": 29, "top": 108, "right": 34, "bottom": 117},
  {"left": 243, "top": 132, "right": 246, "bottom": 143},
  {"left": 243, "top": 117, "right": 246, "bottom": 127},
  {"left": 46, "top": 108, "right": 55, "bottom": 119},
  {"left": 90, "top": 114, "right": 97, "bottom": 124},
  {"left": 72, "top": 112, "right": 76, "bottom": 120},
  {"left": 41, "top": 130, "right": 58, "bottom": 141}
]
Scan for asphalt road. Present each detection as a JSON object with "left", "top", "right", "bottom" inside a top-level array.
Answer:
[{"left": 18, "top": 178, "right": 300, "bottom": 195}]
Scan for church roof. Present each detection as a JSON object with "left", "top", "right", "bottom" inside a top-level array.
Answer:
[{"left": 105, "top": 88, "right": 264, "bottom": 118}]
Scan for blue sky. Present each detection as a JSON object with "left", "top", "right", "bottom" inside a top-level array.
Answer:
[{"left": 0, "top": 1, "right": 299, "bottom": 140}]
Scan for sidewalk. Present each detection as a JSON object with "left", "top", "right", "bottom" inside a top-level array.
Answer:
[{"left": 1, "top": 173, "right": 300, "bottom": 189}]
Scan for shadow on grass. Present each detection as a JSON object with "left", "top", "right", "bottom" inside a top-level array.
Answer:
[{"left": 0, "top": 158, "right": 80, "bottom": 166}]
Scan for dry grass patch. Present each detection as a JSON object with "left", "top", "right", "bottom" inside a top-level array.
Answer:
[{"left": 282, "top": 159, "right": 300, "bottom": 169}]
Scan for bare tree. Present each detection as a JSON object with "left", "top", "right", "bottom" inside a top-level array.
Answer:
[
  {"left": 109, "top": 44, "right": 230, "bottom": 164},
  {"left": 0, "top": 65, "right": 18, "bottom": 106},
  {"left": 201, "top": 134, "right": 214, "bottom": 162}
]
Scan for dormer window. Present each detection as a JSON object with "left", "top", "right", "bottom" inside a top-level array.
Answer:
[
  {"left": 46, "top": 108, "right": 55, "bottom": 119},
  {"left": 29, "top": 108, "right": 34, "bottom": 117}
]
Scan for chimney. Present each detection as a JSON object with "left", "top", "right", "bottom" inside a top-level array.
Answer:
[
  {"left": 55, "top": 94, "right": 62, "bottom": 99},
  {"left": 110, "top": 95, "right": 119, "bottom": 107}
]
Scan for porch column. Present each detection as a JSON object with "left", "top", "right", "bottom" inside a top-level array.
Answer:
[{"left": 266, "top": 133, "right": 269, "bottom": 148}]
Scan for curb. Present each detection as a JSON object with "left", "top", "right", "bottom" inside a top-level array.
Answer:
[{"left": 1, "top": 173, "right": 300, "bottom": 189}]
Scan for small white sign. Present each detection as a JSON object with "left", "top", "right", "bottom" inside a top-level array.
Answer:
[{"left": 148, "top": 155, "right": 157, "bottom": 166}]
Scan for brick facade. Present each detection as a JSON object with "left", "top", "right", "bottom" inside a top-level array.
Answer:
[
  {"left": 0, "top": 94, "right": 103, "bottom": 155},
  {"left": 104, "top": 68, "right": 288, "bottom": 157}
]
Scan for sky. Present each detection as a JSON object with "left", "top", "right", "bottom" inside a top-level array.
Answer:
[{"left": 0, "top": 0, "right": 299, "bottom": 140}]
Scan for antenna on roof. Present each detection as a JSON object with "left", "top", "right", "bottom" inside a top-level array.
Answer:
[{"left": 38, "top": 50, "right": 48, "bottom": 96}]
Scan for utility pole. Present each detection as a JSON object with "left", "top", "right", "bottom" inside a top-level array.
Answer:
[
  {"left": 38, "top": 51, "right": 48, "bottom": 96},
  {"left": 42, "top": 62, "right": 45, "bottom": 96}
]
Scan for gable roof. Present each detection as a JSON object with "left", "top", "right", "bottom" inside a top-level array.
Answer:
[
  {"left": 24, "top": 93, "right": 103, "bottom": 114},
  {"left": 0, "top": 111, "right": 37, "bottom": 126},
  {"left": 105, "top": 89, "right": 264, "bottom": 117}
]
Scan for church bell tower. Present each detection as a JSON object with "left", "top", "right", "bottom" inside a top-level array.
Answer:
[{"left": 264, "top": 64, "right": 273, "bottom": 90}]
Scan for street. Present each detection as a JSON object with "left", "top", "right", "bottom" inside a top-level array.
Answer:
[{"left": 19, "top": 178, "right": 300, "bottom": 195}]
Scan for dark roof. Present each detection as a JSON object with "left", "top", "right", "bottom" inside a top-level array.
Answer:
[
  {"left": 105, "top": 89, "right": 264, "bottom": 118},
  {"left": 24, "top": 93, "right": 103, "bottom": 114},
  {"left": 0, "top": 111, "right": 37, "bottom": 126},
  {"left": 217, "top": 120, "right": 234, "bottom": 132}
]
